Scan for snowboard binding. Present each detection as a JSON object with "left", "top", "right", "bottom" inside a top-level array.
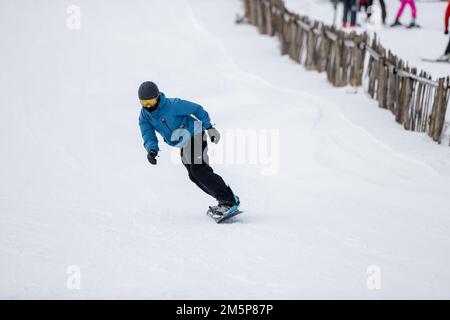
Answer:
[{"left": 206, "top": 188, "right": 242, "bottom": 223}]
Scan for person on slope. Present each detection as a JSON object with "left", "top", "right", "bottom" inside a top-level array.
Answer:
[
  {"left": 360, "top": 0, "right": 387, "bottom": 25},
  {"left": 359, "top": 0, "right": 370, "bottom": 17},
  {"left": 438, "top": 0, "right": 450, "bottom": 61},
  {"left": 137, "top": 81, "right": 240, "bottom": 219},
  {"left": 342, "top": 0, "right": 358, "bottom": 28},
  {"left": 391, "top": 0, "right": 418, "bottom": 28}
]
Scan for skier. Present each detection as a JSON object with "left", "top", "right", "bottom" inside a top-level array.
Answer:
[
  {"left": 137, "top": 81, "right": 240, "bottom": 221},
  {"left": 342, "top": 0, "right": 358, "bottom": 28},
  {"left": 359, "top": 0, "right": 370, "bottom": 15},
  {"left": 362, "top": 0, "right": 387, "bottom": 25},
  {"left": 391, "top": 0, "right": 418, "bottom": 28},
  {"left": 438, "top": 0, "right": 450, "bottom": 61}
]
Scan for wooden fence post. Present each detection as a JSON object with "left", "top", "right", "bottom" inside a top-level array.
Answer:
[
  {"left": 386, "top": 51, "right": 397, "bottom": 114},
  {"left": 429, "top": 78, "right": 448, "bottom": 142},
  {"left": 244, "top": 0, "right": 251, "bottom": 21},
  {"left": 403, "top": 68, "right": 417, "bottom": 130},
  {"left": 376, "top": 46, "right": 387, "bottom": 109},
  {"left": 249, "top": 0, "right": 257, "bottom": 26},
  {"left": 350, "top": 33, "right": 366, "bottom": 87},
  {"left": 395, "top": 66, "right": 412, "bottom": 125},
  {"left": 334, "top": 31, "right": 346, "bottom": 87},
  {"left": 287, "top": 19, "right": 299, "bottom": 61},
  {"left": 256, "top": 0, "right": 266, "bottom": 34},
  {"left": 297, "top": 17, "right": 308, "bottom": 64},
  {"left": 340, "top": 33, "right": 352, "bottom": 86},
  {"left": 265, "top": 2, "right": 274, "bottom": 36},
  {"left": 305, "top": 21, "right": 317, "bottom": 70},
  {"left": 280, "top": 13, "right": 290, "bottom": 55},
  {"left": 316, "top": 26, "right": 330, "bottom": 73},
  {"left": 411, "top": 71, "right": 426, "bottom": 132},
  {"left": 326, "top": 32, "right": 338, "bottom": 86}
]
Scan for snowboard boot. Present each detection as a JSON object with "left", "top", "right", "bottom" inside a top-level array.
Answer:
[
  {"left": 390, "top": 19, "right": 401, "bottom": 27},
  {"left": 437, "top": 53, "right": 450, "bottom": 62},
  {"left": 208, "top": 187, "right": 240, "bottom": 219},
  {"left": 228, "top": 186, "right": 240, "bottom": 208}
]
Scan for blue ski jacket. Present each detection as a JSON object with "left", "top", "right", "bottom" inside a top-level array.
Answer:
[{"left": 138, "top": 92, "right": 212, "bottom": 153}]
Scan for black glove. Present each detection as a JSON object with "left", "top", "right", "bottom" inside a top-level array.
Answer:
[
  {"left": 147, "top": 150, "right": 157, "bottom": 165},
  {"left": 445, "top": 30, "right": 449, "bottom": 35},
  {"left": 207, "top": 126, "right": 221, "bottom": 144}
]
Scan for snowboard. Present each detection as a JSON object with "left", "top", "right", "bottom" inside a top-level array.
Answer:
[
  {"left": 420, "top": 58, "right": 450, "bottom": 63},
  {"left": 207, "top": 208, "right": 243, "bottom": 223}
]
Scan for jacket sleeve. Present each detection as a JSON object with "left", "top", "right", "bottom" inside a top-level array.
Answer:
[
  {"left": 139, "top": 111, "right": 159, "bottom": 153},
  {"left": 175, "top": 99, "right": 213, "bottom": 129}
]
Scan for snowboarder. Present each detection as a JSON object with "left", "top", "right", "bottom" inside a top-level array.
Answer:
[
  {"left": 137, "top": 81, "right": 240, "bottom": 221},
  {"left": 391, "top": 0, "right": 418, "bottom": 28},
  {"left": 438, "top": 0, "right": 450, "bottom": 61}
]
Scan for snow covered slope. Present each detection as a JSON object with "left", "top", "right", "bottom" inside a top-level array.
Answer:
[{"left": 1, "top": 0, "right": 450, "bottom": 299}]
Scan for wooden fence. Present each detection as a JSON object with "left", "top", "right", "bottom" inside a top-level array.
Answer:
[{"left": 242, "top": 0, "right": 450, "bottom": 145}]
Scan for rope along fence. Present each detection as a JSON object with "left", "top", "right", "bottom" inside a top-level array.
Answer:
[{"left": 242, "top": 0, "right": 450, "bottom": 145}]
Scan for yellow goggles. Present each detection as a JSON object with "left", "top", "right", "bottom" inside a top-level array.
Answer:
[{"left": 140, "top": 96, "right": 159, "bottom": 107}]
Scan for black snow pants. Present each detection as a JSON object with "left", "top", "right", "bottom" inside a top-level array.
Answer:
[
  {"left": 180, "top": 132, "right": 234, "bottom": 204},
  {"left": 343, "top": 0, "right": 357, "bottom": 25}
]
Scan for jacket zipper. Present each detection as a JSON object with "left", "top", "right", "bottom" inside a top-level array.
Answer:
[{"left": 161, "top": 118, "right": 172, "bottom": 132}]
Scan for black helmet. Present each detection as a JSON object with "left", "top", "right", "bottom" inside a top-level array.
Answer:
[{"left": 138, "top": 81, "right": 159, "bottom": 100}]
